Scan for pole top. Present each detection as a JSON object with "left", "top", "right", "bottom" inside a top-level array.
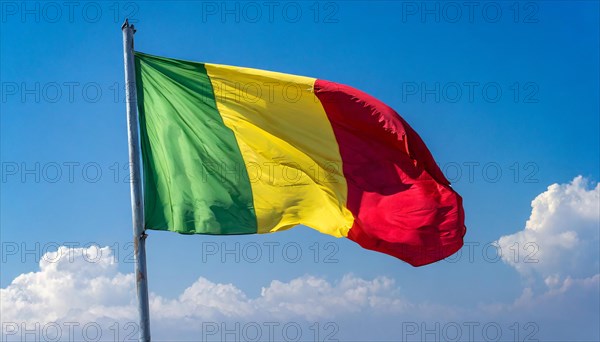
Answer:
[{"left": 122, "top": 19, "right": 136, "bottom": 33}]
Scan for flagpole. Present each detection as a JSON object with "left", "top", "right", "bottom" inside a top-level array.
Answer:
[{"left": 121, "top": 19, "right": 151, "bottom": 342}]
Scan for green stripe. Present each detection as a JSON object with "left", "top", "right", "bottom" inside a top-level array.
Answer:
[{"left": 135, "top": 52, "right": 257, "bottom": 234}]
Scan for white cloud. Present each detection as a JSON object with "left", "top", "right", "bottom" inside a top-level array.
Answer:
[
  {"left": 483, "top": 176, "right": 600, "bottom": 341},
  {"left": 2, "top": 177, "right": 600, "bottom": 341},
  {"left": 1, "top": 246, "right": 407, "bottom": 340},
  {"left": 1, "top": 243, "right": 598, "bottom": 341},
  {"left": 255, "top": 274, "right": 405, "bottom": 320},
  {"left": 0, "top": 246, "right": 137, "bottom": 325},
  {"left": 496, "top": 176, "right": 600, "bottom": 281},
  {"left": 479, "top": 273, "right": 599, "bottom": 340}
]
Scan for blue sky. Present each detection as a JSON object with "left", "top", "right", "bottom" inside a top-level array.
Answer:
[{"left": 1, "top": 1, "right": 599, "bottom": 341}]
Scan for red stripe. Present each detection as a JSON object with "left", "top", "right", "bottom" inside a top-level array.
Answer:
[{"left": 315, "top": 80, "right": 465, "bottom": 266}]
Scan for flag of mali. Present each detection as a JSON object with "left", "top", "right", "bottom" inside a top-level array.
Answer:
[{"left": 134, "top": 52, "right": 466, "bottom": 266}]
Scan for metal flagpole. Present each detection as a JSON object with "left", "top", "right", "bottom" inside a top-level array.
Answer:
[{"left": 121, "top": 19, "right": 151, "bottom": 342}]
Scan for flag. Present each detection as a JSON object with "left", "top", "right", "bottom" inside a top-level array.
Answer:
[{"left": 134, "top": 52, "right": 465, "bottom": 266}]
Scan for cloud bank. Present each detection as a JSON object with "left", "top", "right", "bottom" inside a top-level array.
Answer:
[
  {"left": 1, "top": 246, "right": 409, "bottom": 341},
  {"left": 2, "top": 176, "right": 599, "bottom": 341}
]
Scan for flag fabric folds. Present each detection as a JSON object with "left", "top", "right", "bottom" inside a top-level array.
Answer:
[{"left": 134, "top": 52, "right": 466, "bottom": 266}]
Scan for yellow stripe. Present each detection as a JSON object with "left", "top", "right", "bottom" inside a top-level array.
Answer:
[{"left": 205, "top": 63, "right": 354, "bottom": 237}]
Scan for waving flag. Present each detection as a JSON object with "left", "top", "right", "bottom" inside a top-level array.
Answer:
[{"left": 134, "top": 52, "right": 465, "bottom": 266}]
